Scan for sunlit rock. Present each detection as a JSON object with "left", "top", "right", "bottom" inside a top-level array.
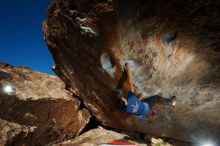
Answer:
[
  {"left": 54, "top": 127, "right": 148, "bottom": 146},
  {"left": 0, "top": 63, "right": 91, "bottom": 145}
]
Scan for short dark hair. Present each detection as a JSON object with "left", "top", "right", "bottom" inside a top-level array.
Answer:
[
  {"left": 115, "top": 98, "right": 126, "bottom": 109},
  {"left": 113, "top": 89, "right": 126, "bottom": 109}
]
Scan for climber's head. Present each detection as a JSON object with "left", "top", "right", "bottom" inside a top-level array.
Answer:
[
  {"left": 116, "top": 97, "right": 127, "bottom": 110},
  {"left": 114, "top": 89, "right": 127, "bottom": 109}
]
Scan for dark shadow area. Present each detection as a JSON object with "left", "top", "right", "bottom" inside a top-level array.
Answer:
[{"left": 79, "top": 116, "right": 100, "bottom": 135}]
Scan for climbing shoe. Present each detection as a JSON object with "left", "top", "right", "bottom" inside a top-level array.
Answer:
[{"left": 171, "top": 96, "right": 177, "bottom": 106}]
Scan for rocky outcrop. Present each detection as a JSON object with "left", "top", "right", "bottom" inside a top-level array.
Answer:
[
  {"left": 55, "top": 127, "right": 185, "bottom": 146},
  {"left": 0, "top": 63, "right": 91, "bottom": 145},
  {"left": 54, "top": 127, "right": 181, "bottom": 146},
  {"left": 43, "top": 0, "right": 220, "bottom": 143},
  {"left": 55, "top": 127, "right": 148, "bottom": 146}
]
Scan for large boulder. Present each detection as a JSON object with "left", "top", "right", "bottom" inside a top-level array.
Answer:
[
  {"left": 43, "top": 0, "right": 220, "bottom": 143},
  {"left": 0, "top": 63, "right": 91, "bottom": 145}
]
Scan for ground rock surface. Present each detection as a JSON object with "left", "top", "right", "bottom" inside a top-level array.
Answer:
[
  {"left": 54, "top": 127, "right": 148, "bottom": 146},
  {"left": 44, "top": 0, "right": 220, "bottom": 143},
  {"left": 0, "top": 62, "right": 91, "bottom": 145}
]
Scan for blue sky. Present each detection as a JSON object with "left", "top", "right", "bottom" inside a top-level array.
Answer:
[{"left": 0, "top": 0, "right": 55, "bottom": 75}]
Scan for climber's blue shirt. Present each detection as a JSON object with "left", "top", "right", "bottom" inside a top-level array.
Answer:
[{"left": 125, "top": 91, "right": 150, "bottom": 121}]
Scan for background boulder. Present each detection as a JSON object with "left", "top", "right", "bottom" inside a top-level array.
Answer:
[{"left": 0, "top": 62, "right": 91, "bottom": 145}]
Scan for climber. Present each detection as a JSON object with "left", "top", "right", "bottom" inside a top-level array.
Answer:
[{"left": 115, "top": 62, "right": 176, "bottom": 121}]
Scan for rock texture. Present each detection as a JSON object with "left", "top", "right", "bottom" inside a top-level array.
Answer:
[
  {"left": 44, "top": 0, "right": 220, "bottom": 143},
  {"left": 0, "top": 62, "right": 91, "bottom": 145},
  {"left": 54, "top": 127, "right": 148, "bottom": 146}
]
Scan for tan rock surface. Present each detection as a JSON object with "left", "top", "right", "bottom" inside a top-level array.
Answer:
[
  {"left": 0, "top": 63, "right": 91, "bottom": 145},
  {"left": 54, "top": 127, "right": 148, "bottom": 146},
  {"left": 0, "top": 118, "right": 35, "bottom": 145}
]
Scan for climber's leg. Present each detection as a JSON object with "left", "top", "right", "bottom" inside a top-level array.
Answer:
[
  {"left": 142, "top": 95, "right": 176, "bottom": 108},
  {"left": 142, "top": 95, "right": 160, "bottom": 109},
  {"left": 157, "top": 96, "right": 176, "bottom": 107}
]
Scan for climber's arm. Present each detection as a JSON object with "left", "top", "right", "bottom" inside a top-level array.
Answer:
[
  {"left": 125, "top": 63, "right": 134, "bottom": 92},
  {"left": 116, "top": 65, "right": 127, "bottom": 90},
  {"left": 138, "top": 93, "right": 145, "bottom": 100}
]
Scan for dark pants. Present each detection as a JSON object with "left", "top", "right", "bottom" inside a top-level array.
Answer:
[{"left": 141, "top": 95, "right": 172, "bottom": 109}]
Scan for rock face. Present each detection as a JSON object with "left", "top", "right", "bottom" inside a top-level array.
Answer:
[
  {"left": 54, "top": 127, "right": 148, "bottom": 146},
  {"left": 0, "top": 63, "right": 91, "bottom": 145},
  {"left": 44, "top": 0, "right": 220, "bottom": 143}
]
